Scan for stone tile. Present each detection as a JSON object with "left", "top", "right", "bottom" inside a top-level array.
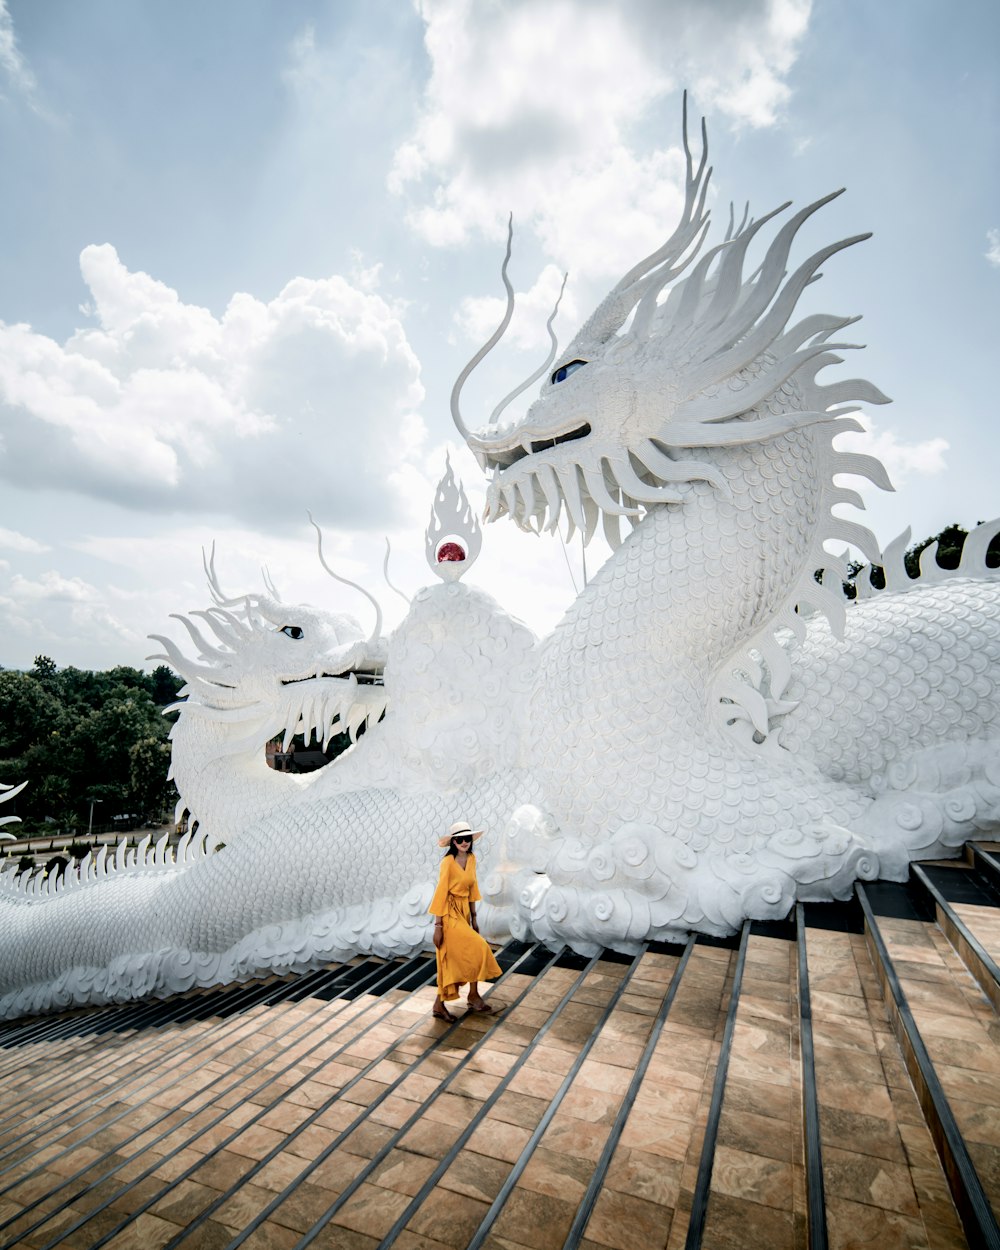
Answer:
[
  {"left": 230, "top": 1219, "right": 303, "bottom": 1250},
  {"left": 400, "top": 1117, "right": 466, "bottom": 1160},
  {"left": 822, "top": 1146, "right": 920, "bottom": 1216},
  {"left": 618, "top": 1110, "right": 692, "bottom": 1163},
  {"left": 469, "top": 1048, "right": 524, "bottom": 1078},
  {"left": 710, "top": 1145, "right": 794, "bottom": 1211},
  {"left": 368, "top": 1091, "right": 421, "bottom": 1130},
  {"left": 102, "top": 1212, "right": 184, "bottom": 1249},
  {"left": 212, "top": 1179, "right": 284, "bottom": 1229},
  {"left": 816, "top": 1075, "right": 895, "bottom": 1121},
  {"left": 556, "top": 1084, "right": 621, "bottom": 1126},
  {"left": 517, "top": 1146, "right": 594, "bottom": 1206},
  {"left": 150, "top": 1146, "right": 209, "bottom": 1183},
  {"left": 491, "top": 1187, "right": 579, "bottom": 1250},
  {"left": 466, "top": 1117, "right": 532, "bottom": 1164},
  {"left": 575, "top": 1060, "right": 630, "bottom": 1100},
  {"left": 699, "top": 1191, "right": 796, "bottom": 1250},
  {"left": 488, "top": 1090, "right": 548, "bottom": 1131},
  {"left": 263, "top": 1180, "right": 343, "bottom": 1234},
  {"left": 718, "top": 1075, "right": 792, "bottom": 1122},
  {"left": 308, "top": 1149, "right": 371, "bottom": 1196},
  {"left": 812, "top": 1042, "right": 886, "bottom": 1088},
  {"left": 226, "top": 1124, "right": 290, "bottom": 1161},
  {"left": 727, "top": 1050, "right": 796, "bottom": 1090},
  {"left": 604, "top": 1147, "right": 682, "bottom": 1208},
  {"left": 818, "top": 1105, "right": 906, "bottom": 1164},
  {"left": 715, "top": 1112, "right": 797, "bottom": 1164},
  {"left": 438, "top": 1151, "right": 510, "bottom": 1204},
  {"left": 811, "top": 990, "right": 872, "bottom": 1020},
  {"left": 338, "top": 1119, "right": 398, "bottom": 1161},
  {"left": 392, "top": 1234, "right": 453, "bottom": 1250},
  {"left": 825, "top": 1194, "right": 931, "bottom": 1250},
  {"left": 252, "top": 1150, "right": 314, "bottom": 1193},
  {"left": 584, "top": 1184, "right": 671, "bottom": 1250},
  {"left": 405, "top": 1183, "right": 491, "bottom": 1249},
  {"left": 149, "top": 1177, "right": 223, "bottom": 1224},
  {"left": 423, "top": 1092, "right": 483, "bottom": 1129},
  {"left": 327, "top": 1180, "right": 412, "bottom": 1239},
  {"left": 909, "top": 1166, "right": 963, "bottom": 1232},
  {"left": 947, "top": 1096, "right": 1000, "bottom": 1146},
  {"left": 447, "top": 1069, "right": 503, "bottom": 1101}
]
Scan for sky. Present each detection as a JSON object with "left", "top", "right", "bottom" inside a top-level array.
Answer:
[{"left": 0, "top": 0, "right": 998, "bottom": 672}]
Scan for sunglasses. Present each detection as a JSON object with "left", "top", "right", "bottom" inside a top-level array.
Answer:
[{"left": 452, "top": 835, "right": 473, "bottom": 844}]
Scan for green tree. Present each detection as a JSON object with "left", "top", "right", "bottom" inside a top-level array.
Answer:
[
  {"left": 129, "top": 737, "right": 174, "bottom": 819},
  {"left": 0, "top": 659, "right": 179, "bottom": 833}
]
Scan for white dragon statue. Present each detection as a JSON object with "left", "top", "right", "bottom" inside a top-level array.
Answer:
[{"left": 1, "top": 103, "right": 998, "bottom": 1017}]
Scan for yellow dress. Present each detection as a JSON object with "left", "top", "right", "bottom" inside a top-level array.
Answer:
[{"left": 429, "top": 853, "right": 502, "bottom": 1002}]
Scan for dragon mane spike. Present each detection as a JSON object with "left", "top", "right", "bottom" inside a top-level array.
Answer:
[
  {"left": 261, "top": 566, "right": 282, "bottom": 602},
  {"left": 169, "top": 612, "right": 229, "bottom": 663},
  {"left": 589, "top": 95, "right": 712, "bottom": 315},
  {"left": 308, "top": 512, "right": 384, "bottom": 642},
  {"left": 190, "top": 607, "right": 250, "bottom": 647},
  {"left": 489, "top": 271, "right": 569, "bottom": 425},
  {"left": 451, "top": 213, "right": 515, "bottom": 441},
  {"left": 203, "top": 542, "right": 260, "bottom": 611},
  {"left": 146, "top": 634, "right": 224, "bottom": 684}
]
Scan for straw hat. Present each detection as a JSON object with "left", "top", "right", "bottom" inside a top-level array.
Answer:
[{"left": 437, "top": 819, "right": 484, "bottom": 848}]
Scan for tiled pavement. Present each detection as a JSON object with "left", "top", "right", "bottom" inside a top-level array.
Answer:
[{"left": 0, "top": 847, "right": 998, "bottom": 1250}]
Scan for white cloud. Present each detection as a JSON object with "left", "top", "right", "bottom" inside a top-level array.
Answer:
[
  {"left": 0, "top": 1, "right": 36, "bottom": 101},
  {"left": 0, "top": 567, "right": 139, "bottom": 668},
  {"left": 835, "top": 414, "right": 949, "bottom": 488},
  {"left": 986, "top": 228, "right": 1000, "bottom": 269},
  {"left": 0, "top": 246, "right": 428, "bottom": 528},
  {"left": 0, "top": 0, "right": 54, "bottom": 121},
  {"left": 454, "top": 264, "right": 576, "bottom": 353},
  {"left": 9, "top": 571, "right": 100, "bottom": 603},
  {"left": 390, "top": 0, "right": 812, "bottom": 276},
  {"left": 0, "top": 527, "right": 49, "bottom": 553}
]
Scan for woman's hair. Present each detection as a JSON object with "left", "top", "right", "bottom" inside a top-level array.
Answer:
[{"left": 443, "top": 836, "right": 474, "bottom": 860}]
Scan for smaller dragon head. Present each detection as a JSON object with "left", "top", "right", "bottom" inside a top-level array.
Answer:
[{"left": 148, "top": 543, "right": 389, "bottom": 755}]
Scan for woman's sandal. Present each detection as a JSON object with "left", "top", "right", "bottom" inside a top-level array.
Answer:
[
  {"left": 432, "top": 1005, "right": 456, "bottom": 1022},
  {"left": 466, "top": 998, "right": 497, "bottom": 1014}
]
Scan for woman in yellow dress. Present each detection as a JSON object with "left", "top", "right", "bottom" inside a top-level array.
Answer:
[{"left": 429, "top": 820, "right": 502, "bottom": 1021}]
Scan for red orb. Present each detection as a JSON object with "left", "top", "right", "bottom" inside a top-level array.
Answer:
[{"left": 437, "top": 542, "right": 466, "bottom": 563}]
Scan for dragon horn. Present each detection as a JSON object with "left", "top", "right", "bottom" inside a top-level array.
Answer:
[
  {"left": 308, "top": 513, "right": 384, "bottom": 642},
  {"left": 451, "top": 213, "right": 515, "bottom": 443}
]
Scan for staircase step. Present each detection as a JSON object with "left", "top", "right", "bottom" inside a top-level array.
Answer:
[
  {"left": 806, "top": 909, "right": 968, "bottom": 1250},
  {"left": 911, "top": 864, "right": 1000, "bottom": 1013},
  {"left": 695, "top": 927, "right": 806, "bottom": 1250},
  {"left": 860, "top": 882, "right": 1000, "bottom": 1249}
]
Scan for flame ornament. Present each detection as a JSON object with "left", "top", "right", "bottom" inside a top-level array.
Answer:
[{"left": 425, "top": 454, "right": 482, "bottom": 582}]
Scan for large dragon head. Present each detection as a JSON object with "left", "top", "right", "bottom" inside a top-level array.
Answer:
[
  {"left": 451, "top": 97, "right": 891, "bottom": 552},
  {"left": 148, "top": 539, "right": 389, "bottom": 756}
]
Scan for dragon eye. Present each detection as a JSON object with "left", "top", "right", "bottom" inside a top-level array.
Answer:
[
  {"left": 280, "top": 625, "right": 304, "bottom": 640},
  {"left": 551, "top": 359, "right": 587, "bottom": 385}
]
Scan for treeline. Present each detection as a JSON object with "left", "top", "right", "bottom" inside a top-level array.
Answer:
[{"left": 0, "top": 657, "right": 182, "bottom": 836}]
